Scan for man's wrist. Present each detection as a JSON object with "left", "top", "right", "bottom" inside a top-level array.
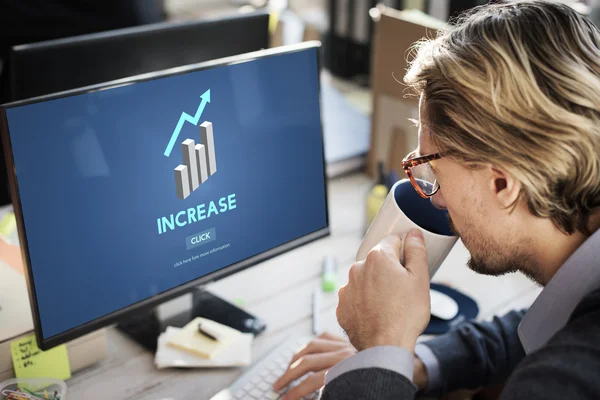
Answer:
[
  {"left": 413, "top": 355, "right": 429, "bottom": 390},
  {"left": 325, "top": 345, "right": 416, "bottom": 386},
  {"left": 363, "top": 332, "right": 418, "bottom": 353}
]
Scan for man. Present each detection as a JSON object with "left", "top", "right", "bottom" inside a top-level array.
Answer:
[{"left": 273, "top": 0, "right": 600, "bottom": 398}]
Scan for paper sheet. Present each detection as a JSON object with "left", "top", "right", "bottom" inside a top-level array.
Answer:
[{"left": 0, "top": 259, "right": 34, "bottom": 342}]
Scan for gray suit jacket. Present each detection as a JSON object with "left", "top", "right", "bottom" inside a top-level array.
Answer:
[{"left": 320, "top": 288, "right": 600, "bottom": 399}]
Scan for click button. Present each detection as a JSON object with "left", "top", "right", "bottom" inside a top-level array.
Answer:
[{"left": 185, "top": 228, "right": 216, "bottom": 250}]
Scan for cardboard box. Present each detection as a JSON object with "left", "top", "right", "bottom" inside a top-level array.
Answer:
[
  {"left": 388, "top": 125, "right": 411, "bottom": 177},
  {"left": 367, "top": 6, "right": 448, "bottom": 177},
  {"left": 269, "top": 9, "right": 324, "bottom": 48}
]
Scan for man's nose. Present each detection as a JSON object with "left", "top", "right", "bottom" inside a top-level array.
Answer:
[{"left": 431, "top": 191, "right": 447, "bottom": 210}]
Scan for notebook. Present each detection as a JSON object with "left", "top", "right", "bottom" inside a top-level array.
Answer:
[{"left": 155, "top": 326, "right": 252, "bottom": 369}]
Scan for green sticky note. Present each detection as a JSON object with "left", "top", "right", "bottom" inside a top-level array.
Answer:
[{"left": 11, "top": 334, "right": 71, "bottom": 381}]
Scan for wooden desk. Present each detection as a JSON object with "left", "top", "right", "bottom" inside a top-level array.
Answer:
[{"left": 66, "top": 173, "right": 541, "bottom": 399}]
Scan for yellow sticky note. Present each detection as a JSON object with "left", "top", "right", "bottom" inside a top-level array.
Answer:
[
  {"left": 11, "top": 335, "right": 71, "bottom": 380},
  {"left": 269, "top": 12, "right": 280, "bottom": 36},
  {"left": 0, "top": 212, "right": 16, "bottom": 237}
]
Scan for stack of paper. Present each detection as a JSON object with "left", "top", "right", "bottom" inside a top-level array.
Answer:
[{"left": 154, "top": 318, "right": 253, "bottom": 369}]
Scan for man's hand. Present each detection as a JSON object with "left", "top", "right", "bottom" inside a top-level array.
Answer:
[
  {"left": 336, "top": 229, "right": 431, "bottom": 352},
  {"left": 273, "top": 332, "right": 356, "bottom": 400}
]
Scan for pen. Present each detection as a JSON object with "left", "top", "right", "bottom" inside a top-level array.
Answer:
[
  {"left": 312, "top": 287, "right": 321, "bottom": 335},
  {"left": 198, "top": 323, "right": 219, "bottom": 341}
]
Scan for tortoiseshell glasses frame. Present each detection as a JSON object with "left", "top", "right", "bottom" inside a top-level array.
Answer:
[{"left": 401, "top": 150, "right": 443, "bottom": 198}]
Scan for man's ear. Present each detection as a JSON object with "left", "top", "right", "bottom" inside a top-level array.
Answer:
[{"left": 489, "top": 166, "right": 521, "bottom": 208}]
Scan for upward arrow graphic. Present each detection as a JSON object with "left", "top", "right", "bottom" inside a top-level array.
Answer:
[{"left": 164, "top": 89, "right": 211, "bottom": 157}]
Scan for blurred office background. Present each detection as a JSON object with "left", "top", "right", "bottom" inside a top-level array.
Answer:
[{"left": 0, "top": 0, "right": 594, "bottom": 207}]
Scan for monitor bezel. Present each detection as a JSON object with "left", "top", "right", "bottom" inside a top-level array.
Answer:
[{"left": 0, "top": 41, "right": 330, "bottom": 350}]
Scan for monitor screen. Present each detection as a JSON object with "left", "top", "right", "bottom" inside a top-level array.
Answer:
[{"left": 1, "top": 44, "right": 328, "bottom": 348}]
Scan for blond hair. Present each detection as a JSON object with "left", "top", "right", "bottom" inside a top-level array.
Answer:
[{"left": 405, "top": 0, "right": 600, "bottom": 235}]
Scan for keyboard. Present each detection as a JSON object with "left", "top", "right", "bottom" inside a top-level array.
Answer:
[{"left": 210, "top": 335, "right": 318, "bottom": 400}]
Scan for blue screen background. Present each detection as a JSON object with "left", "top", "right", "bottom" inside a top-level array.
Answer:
[{"left": 5, "top": 48, "right": 327, "bottom": 340}]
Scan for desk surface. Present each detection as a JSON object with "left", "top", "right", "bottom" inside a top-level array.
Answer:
[{"left": 67, "top": 172, "right": 541, "bottom": 399}]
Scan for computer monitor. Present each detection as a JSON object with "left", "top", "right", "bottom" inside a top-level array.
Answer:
[
  {"left": 0, "top": 42, "right": 329, "bottom": 350},
  {"left": 8, "top": 10, "right": 270, "bottom": 102}
]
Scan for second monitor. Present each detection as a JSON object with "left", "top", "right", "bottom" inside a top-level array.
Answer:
[{"left": 8, "top": 10, "right": 271, "bottom": 102}]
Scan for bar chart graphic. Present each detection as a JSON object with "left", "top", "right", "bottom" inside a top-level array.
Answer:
[{"left": 174, "top": 121, "right": 217, "bottom": 199}]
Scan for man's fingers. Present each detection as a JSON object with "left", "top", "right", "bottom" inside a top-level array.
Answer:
[
  {"left": 274, "top": 353, "right": 339, "bottom": 391},
  {"left": 281, "top": 370, "right": 326, "bottom": 400},
  {"left": 370, "top": 234, "right": 404, "bottom": 261},
  {"left": 274, "top": 365, "right": 299, "bottom": 391},
  {"left": 403, "top": 229, "right": 429, "bottom": 278},
  {"left": 317, "top": 331, "right": 348, "bottom": 342},
  {"left": 288, "top": 338, "right": 350, "bottom": 366}
]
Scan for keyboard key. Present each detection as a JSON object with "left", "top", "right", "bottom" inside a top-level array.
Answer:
[
  {"left": 277, "top": 361, "right": 288, "bottom": 369},
  {"left": 265, "top": 374, "right": 278, "bottom": 384},
  {"left": 234, "top": 390, "right": 246, "bottom": 399},
  {"left": 251, "top": 376, "right": 262, "bottom": 384},
  {"left": 260, "top": 369, "right": 270, "bottom": 377},
  {"left": 243, "top": 383, "right": 253, "bottom": 392},
  {"left": 258, "top": 382, "right": 271, "bottom": 391},
  {"left": 249, "top": 389, "right": 264, "bottom": 399},
  {"left": 266, "top": 391, "right": 281, "bottom": 400}
]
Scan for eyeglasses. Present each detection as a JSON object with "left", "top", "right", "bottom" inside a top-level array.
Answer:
[{"left": 401, "top": 150, "right": 443, "bottom": 198}]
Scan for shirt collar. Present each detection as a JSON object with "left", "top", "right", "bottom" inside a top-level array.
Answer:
[{"left": 518, "top": 228, "right": 600, "bottom": 354}]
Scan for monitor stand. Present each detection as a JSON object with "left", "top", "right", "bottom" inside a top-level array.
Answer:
[{"left": 116, "top": 287, "right": 266, "bottom": 352}]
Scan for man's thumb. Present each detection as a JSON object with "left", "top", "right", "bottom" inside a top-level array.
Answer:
[{"left": 404, "top": 229, "right": 429, "bottom": 277}]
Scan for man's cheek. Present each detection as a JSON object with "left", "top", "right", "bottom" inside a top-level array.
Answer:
[
  {"left": 445, "top": 208, "right": 462, "bottom": 237},
  {"left": 447, "top": 213, "right": 457, "bottom": 235}
]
